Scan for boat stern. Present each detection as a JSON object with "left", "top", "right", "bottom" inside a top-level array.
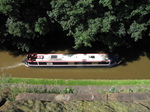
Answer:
[
  {"left": 109, "top": 55, "right": 122, "bottom": 67},
  {"left": 22, "top": 58, "right": 29, "bottom": 67}
]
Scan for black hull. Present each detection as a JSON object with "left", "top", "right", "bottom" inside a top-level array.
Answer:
[{"left": 23, "top": 62, "right": 119, "bottom": 68}]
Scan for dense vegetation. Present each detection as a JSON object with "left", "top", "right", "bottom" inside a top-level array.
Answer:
[{"left": 0, "top": 0, "right": 149, "bottom": 52}]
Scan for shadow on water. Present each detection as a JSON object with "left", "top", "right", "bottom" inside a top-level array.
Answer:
[
  {"left": 1, "top": 31, "right": 150, "bottom": 65},
  {"left": 113, "top": 43, "right": 150, "bottom": 66}
]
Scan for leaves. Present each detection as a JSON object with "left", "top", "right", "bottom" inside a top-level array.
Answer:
[
  {"left": 99, "top": 0, "right": 113, "bottom": 10},
  {"left": 35, "top": 17, "right": 50, "bottom": 35},
  {"left": 6, "top": 18, "right": 33, "bottom": 38},
  {"left": 128, "top": 21, "right": 147, "bottom": 41},
  {"left": 0, "top": 0, "right": 149, "bottom": 52},
  {"left": 0, "top": 0, "right": 51, "bottom": 51},
  {"left": 49, "top": 0, "right": 149, "bottom": 50}
]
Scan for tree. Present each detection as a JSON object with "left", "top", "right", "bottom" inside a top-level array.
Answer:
[
  {"left": 0, "top": 0, "right": 52, "bottom": 51},
  {"left": 35, "top": 17, "right": 50, "bottom": 35},
  {"left": 0, "top": 0, "right": 149, "bottom": 52},
  {"left": 49, "top": 0, "right": 150, "bottom": 50}
]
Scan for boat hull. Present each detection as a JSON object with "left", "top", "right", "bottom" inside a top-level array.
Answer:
[
  {"left": 23, "top": 53, "right": 122, "bottom": 68},
  {"left": 23, "top": 60, "right": 121, "bottom": 68}
]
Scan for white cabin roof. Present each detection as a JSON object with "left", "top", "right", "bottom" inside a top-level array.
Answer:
[{"left": 32, "top": 53, "right": 110, "bottom": 62}]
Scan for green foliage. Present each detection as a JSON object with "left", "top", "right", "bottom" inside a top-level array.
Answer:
[
  {"left": 99, "top": 0, "right": 113, "bottom": 10},
  {"left": 5, "top": 100, "right": 150, "bottom": 112},
  {"left": 61, "top": 87, "right": 74, "bottom": 94},
  {"left": 136, "top": 87, "right": 150, "bottom": 93},
  {"left": 0, "top": 74, "right": 13, "bottom": 100},
  {"left": 0, "top": 0, "right": 19, "bottom": 15},
  {"left": 49, "top": 0, "right": 150, "bottom": 50},
  {"left": 5, "top": 86, "right": 75, "bottom": 101},
  {"left": 35, "top": 17, "right": 50, "bottom": 35},
  {"left": 6, "top": 77, "right": 150, "bottom": 86},
  {"left": 0, "top": 0, "right": 149, "bottom": 51},
  {"left": 0, "top": 73, "right": 12, "bottom": 85},
  {"left": 128, "top": 21, "right": 147, "bottom": 41},
  {"left": 49, "top": 0, "right": 96, "bottom": 49},
  {"left": 0, "top": 0, "right": 51, "bottom": 52},
  {"left": 6, "top": 19, "right": 33, "bottom": 38},
  {"left": 109, "top": 86, "right": 118, "bottom": 93},
  {"left": 0, "top": 74, "right": 75, "bottom": 101}
]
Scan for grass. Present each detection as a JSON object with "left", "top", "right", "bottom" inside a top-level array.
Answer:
[
  {"left": 1, "top": 75, "right": 150, "bottom": 86},
  {"left": 1, "top": 74, "right": 150, "bottom": 101},
  {"left": 0, "top": 74, "right": 75, "bottom": 101}
]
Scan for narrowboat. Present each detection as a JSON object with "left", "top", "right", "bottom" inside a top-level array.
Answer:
[{"left": 23, "top": 53, "right": 122, "bottom": 67}]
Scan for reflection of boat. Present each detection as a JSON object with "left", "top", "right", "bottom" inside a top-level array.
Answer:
[{"left": 23, "top": 53, "right": 122, "bottom": 67}]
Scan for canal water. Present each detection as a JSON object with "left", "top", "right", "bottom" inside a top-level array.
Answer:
[{"left": 0, "top": 51, "right": 150, "bottom": 79}]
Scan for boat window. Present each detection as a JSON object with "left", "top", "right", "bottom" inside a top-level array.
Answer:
[
  {"left": 84, "top": 62, "right": 92, "bottom": 64},
  {"left": 98, "top": 62, "right": 109, "bottom": 64},
  {"left": 39, "top": 62, "right": 47, "bottom": 65},
  {"left": 74, "top": 62, "right": 92, "bottom": 64},
  {"left": 28, "top": 62, "right": 37, "bottom": 65},
  {"left": 90, "top": 56, "right": 95, "bottom": 58},
  {"left": 74, "top": 62, "right": 83, "bottom": 64},
  {"left": 51, "top": 55, "right": 57, "bottom": 58},
  {"left": 53, "top": 62, "right": 68, "bottom": 65},
  {"left": 37, "top": 56, "right": 44, "bottom": 59}
]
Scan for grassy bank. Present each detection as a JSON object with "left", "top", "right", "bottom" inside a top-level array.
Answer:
[
  {"left": 1, "top": 75, "right": 150, "bottom": 86},
  {"left": 1, "top": 75, "right": 150, "bottom": 101}
]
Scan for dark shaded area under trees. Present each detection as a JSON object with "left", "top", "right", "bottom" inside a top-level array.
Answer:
[{"left": 0, "top": 0, "right": 149, "bottom": 61}]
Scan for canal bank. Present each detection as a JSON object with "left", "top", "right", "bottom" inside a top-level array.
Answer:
[{"left": 1, "top": 82, "right": 150, "bottom": 112}]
